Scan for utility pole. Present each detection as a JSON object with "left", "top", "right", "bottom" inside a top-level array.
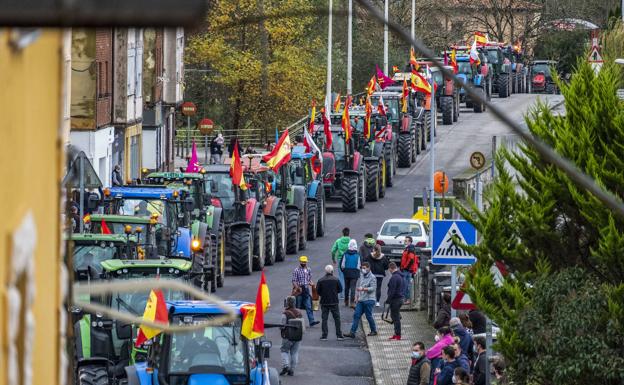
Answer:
[
  {"left": 326, "top": 0, "right": 333, "bottom": 104},
  {"left": 347, "top": 0, "right": 353, "bottom": 94},
  {"left": 428, "top": 68, "right": 435, "bottom": 248},
  {"left": 384, "top": 0, "right": 389, "bottom": 75},
  {"left": 411, "top": 0, "right": 415, "bottom": 47}
]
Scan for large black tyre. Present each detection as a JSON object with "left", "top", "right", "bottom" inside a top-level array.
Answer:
[
  {"left": 315, "top": 187, "right": 325, "bottom": 238},
  {"left": 358, "top": 169, "right": 366, "bottom": 209},
  {"left": 473, "top": 87, "right": 485, "bottom": 113},
  {"left": 298, "top": 208, "right": 307, "bottom": 250},
  {"left": 383, "top": 144, "right": 394, "bottom": 187},
  {"left": 252, "top": 211, "right": 266, "bottom": 271},
  {"left": 365, "top": 161, "right": 380, "bottom": 201},
  {"left": 421, "top": 124, "right": 427, "bottom": 151},
  {"left": 264, "top": 219, "right": 276, "bottom": 266},
  {"left": 216, "top": 222, "right": 226, "bottom": 287},
  {"left": 379, "top": 157, "right": 387, "bottom": 198},
  {"left": 274, "top": 203, "right": 287, "bottom": 261},
  {"left": 465, "top": 99, "right": 473, "bottom": 108},
  {"left": 511, "top": 73, "right": 517, "bottom": 94},
  {"left": 397, "top": 134, "right": 412, "bottom": 168},
  {"left": 229, "top": 226, "right": 253, "bottom": 275},
  {"left": 498, "top": 74, "right": 509, "bottom": 98},
  {"left": 341, "top": 174, "right": 358, "bottom": 212},
  {"left": 441, "top": 96, "right": 453, "bottom": 125},
  {"left": 285, "top": 209, "right": 299, "bottom": 254},
  {"left": 306, "top": 201, "right": 317, "bottom": 241},
  {"left": 411, "top": 134, "right": 417, "bottom": 163},
  {"left": 77, "top": 365, "right": 109, "bottom": 385},
  {"left": 453, "top": 95, "right": 460, "bottom": 122}
]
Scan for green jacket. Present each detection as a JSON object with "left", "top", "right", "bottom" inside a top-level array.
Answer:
[{"left": 331, "top": 236, "right": 351, "bottom": 263}]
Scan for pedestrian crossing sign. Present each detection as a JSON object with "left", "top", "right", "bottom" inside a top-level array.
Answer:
[{"left": 431, "top": 220, "right": 477, "bottom": 265}]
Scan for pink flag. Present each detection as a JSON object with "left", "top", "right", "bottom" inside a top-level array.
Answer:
[
  {"left": 186, "top": 141, "right": 200, "bottom": 172},
  {"left": 376, "top": 64, "right": 395, "bottom": 89}
]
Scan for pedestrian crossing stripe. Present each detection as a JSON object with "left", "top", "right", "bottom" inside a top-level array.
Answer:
[{"left": 431, "top": 220, "right": 477, "bottom": 265}]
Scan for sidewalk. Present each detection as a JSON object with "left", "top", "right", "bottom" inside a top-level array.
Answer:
[{"left": 362, "top": 308, "right": 435, "bottom": 385}]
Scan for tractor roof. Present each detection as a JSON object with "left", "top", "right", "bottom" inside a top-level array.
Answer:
[
  {"left": 204, "top": 164, "right": 231, "bottom": 174},
  {"left": 167, "top": 300, "right": 252, "bottom": 316},
  {"left": 291, "top": 146, "right": 314, "bottom": 159},
  {"left": 100, "top": 258, "right": 192, "bottom": 272},
  {"left": 147, "top": 172, "right": 204, "bottom": 180},
  {"left": 89, "top": 214, "right": 152, "bottom": 224},
  {"left": 371, "top": 91, "right": 402, "bottom": 98},
  {"left": 109, "top": 186, "right": 175, "bottom": 199},
  {"left": 69, "top": 233, "right": 133, "bottom": 243}
]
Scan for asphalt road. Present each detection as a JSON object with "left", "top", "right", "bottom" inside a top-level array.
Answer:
[{"left": 219, "top": 93, "right": 561, "bottom": 385}]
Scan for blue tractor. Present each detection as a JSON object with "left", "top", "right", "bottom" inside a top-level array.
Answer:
[
  {"left": 455, "top": 54, "right": 487, "bottom": 113},
  {"left": 290, "top": 145, "right": 326, "bottom": 239},
  {"left": 125, "top": 300, "right": 282, "bottom": 385}
]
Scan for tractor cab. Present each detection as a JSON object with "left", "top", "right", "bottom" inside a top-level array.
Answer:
[
  {"left": 145, "top": 172, "right": 215, "bottom": 220},
  {"left": 85, "top": 214, "right": 160, "bottom": 258},
  {"left": 69, "top": 233, "right": 139, "bottom": 281},
  {"left": 128, "top": 300, "right": 280, "bottom": 385}
]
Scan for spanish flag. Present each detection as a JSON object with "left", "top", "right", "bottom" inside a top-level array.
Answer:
[
  {"left": 341, "top": 95, "right": 352, "bottom": 143},
  {"left": 411, "top": 70, "right": 432, "bottom": 95},
  {"left": 392, "top": 65, "right": 400, "bottom": 73},
  {"left": 333, "top": 93, "right": 341, "bottom": 112},
  {"left": 230, "top": 142, "right": 247, "bottom": 191},
  {"left": 410, "top": 47, "right": 419, "bottom": 71},
  {"left": 309, "top": 100, "right": 316, "bottom": 133},
  {"left": 241, "top": 270, "right": 270, "bottom": 340},
  {"left": 322, "top": 95, "right": 333, "bottom": 149},
  {"left": 469, "top": 39, "right": 481, "bottom": 66},
  {"left": 450, "top": 49, "right": 458, "bottom": 74},
  {"left": 101, "top": 218, "right": 112, "bottom": 234},
  {"left": 474, "top": 31, "right": 488, "bottom": 46},
  {"left": 401, "top": 78, "right": 409, "bottom": 113},
  {"left": 366, "top": 75, "right": 377, "bottom": 96},
  {"left": 262, "top": 129, "right": 292, "bottom": 172},
  {"left": 364, "top": 96, "right": 372, "bottom": 140},
  {"left": 135, "top": 289, "right": 169, "bottom": 347}
]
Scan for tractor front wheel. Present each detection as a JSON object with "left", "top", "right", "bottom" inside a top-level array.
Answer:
[
  {"left": 306, "top": 201, "right": 318, "bottom": 241},
  {"left": 341, "top": 174, "right": 358, "bottom": 212},
  {"left": 77, "top": 365, "right": 110, "bottom": 385},
  {"left": 252, "top": 211, "right": 266, "bottom": 271},
  {"left": 498, "top": 74, "right": 509, "bottom": 98},
  {"left": 315, "top": 188, "right": 326, "bottom": 238},
  {"left": 285, "top": 209, "right": 299, "bottom": 254},
  {"left": 397, "top": 134, "right": 412, "bottom": 168},
  {"left": 229, "top": 226, "right": 253, "bottom": 276},
  {"left": 274, "top": 203, "right": 287, "bottom": 261},
  {"left": 366, "top": 161, "right": 380, "bottom": 201},
  {"left": 264, "top": 219, "right": 276, "bottom": 266},
  {"left": 441, "top": 96, "right": 453, "bottom": 125}
]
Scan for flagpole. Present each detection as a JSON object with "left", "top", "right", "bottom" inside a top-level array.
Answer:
[
  {"left": 410, "top": 0, "right": 415, "bottom": 48},
  {"left": 383, "top": 0, "right": 389, "bottom": 75},
  {"left": 428, "top": 67, "right": 435, "bottom": 250},
  {"left": 347, "top": 0, "right": 353, "bottom": 94},
  {"left": 326, "top": 0, "right": 333, "bottom": 103}
]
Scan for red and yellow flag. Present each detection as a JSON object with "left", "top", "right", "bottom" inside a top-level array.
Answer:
[
  {"left": 333, "top": 93, "right": 341, "bottom": 112},
  {"left": 135, "top": 289, "right": 169, "bottom": 347},
  {"left": 410, "top": 47, "right": 419, "bottom": 70},
  {"left": 450, "top": 49, "right": 458, "bottom": 74},
  {"left": 309, "top": 100, "right": 317, "bottom": 133},
  {"left": 341, "top": 95, "right": 352, "bottom": 143},
  {"left": 474, "top": 31, "right": 487, "bottom": 46},
  {"left": 364, "top": 96, "right": 373, "bottom": 140},
  {"left": 101, "top": 218, "right": 112, "bottom": 234},
  {"left": 366, "top": 76, "right": 377, "bottom": 96},
  {"left": 241, "top": 270, "right": 271, "bottom": 340},
  {"left": 230, "top": 142, "right": 247, "bottom": 190},
  {"left": 401, "top": 78, "right": 409, "bottom": 113},
  {"left": 262, "top": 129, "right": 292, "bottom": 172},
  {"left": 392, "top": 65, "right": 400, "bottom": 73},
  {"left": 411, "top": 70, "right": 432, "bottom": 95}
]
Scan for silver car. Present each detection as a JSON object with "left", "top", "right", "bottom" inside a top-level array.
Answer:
[{"left": 375, "top": 219, "right": 429, "bottom": 263}]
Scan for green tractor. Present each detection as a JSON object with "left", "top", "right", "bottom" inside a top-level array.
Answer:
[
  {"left": 144, "top": 172, "right": 226, "bottom": 291},
  {"left": 289, "top": 146, "right": 327, "bottom": 238},
  {"left": 69, "top": 233, "right": 140, "bottom": 281},
  {"left": 483, "top": 43, "right": 512, "bottom": 98},
  {"left": 85, "top": 214, "right": 161, "bottom": 257}
]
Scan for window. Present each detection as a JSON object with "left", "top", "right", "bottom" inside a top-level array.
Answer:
[{"left": 380, "top": 222, "right": 423, "bottom": 237}]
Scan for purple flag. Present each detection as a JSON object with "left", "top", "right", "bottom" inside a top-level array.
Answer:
[
  {"left": 186, "top": 141, "right": 200, "bottom": 172},
  {"left": 375, "top": 64, "right": 395, "bottom": 89}
]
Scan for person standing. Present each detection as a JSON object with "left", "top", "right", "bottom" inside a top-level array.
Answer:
[
  {"left": 386, "top": 262, "right": 405, "bottom": 340},
  {"left": 425, "top": 327, "right": 455, "bottom": 379},
  {"left": 435, "top": 345, "right": 459, "bottom": 385},
  {"left": 340, "top": 239, "right": 361, "bottom": 308},
  {"left": 280, "top": 296, "right": 302, "bottom": 376},
  {"left": 210, "top": 134, "right": 224, "bottom": 164},
  {"left": 331, "top": 227, "right": 351, "bottom": 299},
  {"left": 433, "top": 293, "right": 451, "bottom": 329},
  {"left": 343, "top": 262, "right": 377, "bottom": 338},
  {"left": 400, "top": 236, "right": 419, "bottom": 305},
  {"left": 359, "top": 233, "right": 375, "bottom": 261},
  {"left": 450, "top": 317, "right": 473, "bottom": 361},
  {"left": 291, "top": 256, "right": 319, "bottom": 327},
  {"left": 472, "top": 336, "right": 487, "bottom": 385},
  {"left": 468, "top": 309, "right": 487, "bottom": 334},
  {"left": 407, "top": 341, "right": 431, "bottom": 385},
  {"left": 366, "top": 244, "right": 389, "bottom": 307},
  {"left": 316, "top": 265, "right": 344, "bottom": 341},
  {"left": 452, "top": 367, "right": 470, "bottom": 385},
  {"left": 111, "top": 165, "right": 123, "bottom": 186}
]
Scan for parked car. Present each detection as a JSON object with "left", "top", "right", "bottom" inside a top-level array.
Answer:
[{"left": 375, "top": 218, "right": 429, "bottom": 263}]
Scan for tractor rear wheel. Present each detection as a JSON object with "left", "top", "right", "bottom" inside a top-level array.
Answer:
[
  {"left": 441, "top": 96, "right": 453, "bottom": 125},
  {"left": 216, "top": 222, "right": 225, "bottom": 287},
  {"left": 453, "top": 95, "right": 460, "bottom": 122},
  {"left": 264, "top": 219, "right": 276, "bottom": 266},
  {"left": 252, "top": 211, "right": 266, "bottom": 271},
  {"left": 77, "top": 365, "right": 109, "bottom": 385},
  {"left": 383, "top": 144, "right": 394, "bottom": 187},
  {"left": 306, "top": 201, "right": 317, "bottom": 241},
  {"left": 358, "top": 169, "right": 366, "bottom": 209},
  {"left": 397, "top": 134, "right": 412, "bottom": 168},
  {"left": 274, "top": 203, "right": 287, "bottom": 261},
  {"left": 341, "top": 174, "right": 358, "bottom": 212},
  {"left": 411, "top": 134, "right": 417, "bottom": 163},
  {"left": 474, "top": 88, "right": 485, "bottom": 113},
  {"left": 229, "top": 226, "right": 253, "bottom": 275},
  {"left": 379, "top": 157, "right": 387, "bottom": 198},
  {"left": 315, "top": 188, "right": 326, "bottom": 238},
  {"left": 498, "top": 74, "right": 509, "bottom": 98},
  {"left": 298, "top": 208, "right": 307, "bottom": 250},
  {"left": 285, "top": 209, "right": 299, "bottom": 254},
  {"left": 366, "top": 161, "right": 380, "bottom": 201}
]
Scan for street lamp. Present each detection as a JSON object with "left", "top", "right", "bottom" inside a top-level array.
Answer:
[
  {"left": 326, "top": 0, "right": 333, "bottom": 104},
  {"left": 384, "top": 0, "right": 389, "bottom": 75},
  {"left": 347, "top": 0, "right": 353, "bottom": 94}
]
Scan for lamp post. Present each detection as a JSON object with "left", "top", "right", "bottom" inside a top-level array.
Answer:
[
  {"left": 347, "top": 0, "right": 353, "bottom": 94},
  {"left": 384, "top": 0, "right": 389, "bottom": 75},
  {"left": 326, "top": 0, "right": 333, "bottom": 104}
]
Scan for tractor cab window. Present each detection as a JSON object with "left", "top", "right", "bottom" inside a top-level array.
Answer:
[
  {"left": 73, "top": 245, "right": 117, "bottom": 275},
  {"left": 432, "top": 71, "right": 443, "bottom": 88},
  {"left": 486, "top": 49, "right": 499, "bottom": 65},
  {"left": 330, "top": 133, "right": 346, "bottom": 161},
  {"left": 205, "top": 173, "right": 236, "bottom": 209},
  {"left": 112, "top": 277, "right": 187, "bottom": 316},
  {"left": 457, "top": 61, "right": 472, "bottom": 75},
  {"left": 531, "top": 64, "right": 551, "bottom": 77},
  {"left": 370, "top": 96, "right": 399, "bottom": 120},
  {"left": 289, "top": 162, "right": 305, "bottom": 186},
  {"left": 168, "top": 317, "right": 246, "bottom": 377},
  {"left": 91, "top": 221, "right": 147, "bottom": 236},
  {"left": 119, "top": 199, "right": 167, "bottom": 223}
]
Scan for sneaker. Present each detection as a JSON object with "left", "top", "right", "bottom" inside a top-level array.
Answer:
[
  {"left": 388, "top": 335, "right": 399, "bottom": 340},
  {"left": 367, "top": 331, "right": 378, "bottom": 336},
  {"left": 310, "top": 321, "right": 320, "bottom": 327},
  {"left": 287, "top": 370, "right": 294, "bottom": 376},
  {"left": 375, "top": 302, "right": 380, "bottom": 307},
  {"left": 403, "top": 300, "right": 411, "bottom": 305},
  {"left": 337, "top": 335, "right": 345, "bottom": 341},
  {"left": 280, "top": 367, "right": 289, "bottom": 376},
  {"left": 320, "top": 336, "right": 328, "bottom": 341},
  {"left": 343, "top": 332, "right": 356, "bottom": 338}
]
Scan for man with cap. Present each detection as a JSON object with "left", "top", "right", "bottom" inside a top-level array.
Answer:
[
  {"left": 450, "top": 317, "right": 474, "bottom": 361},
  {"left": 292, "top": 256, "right": 319, "bottom": 327},
  {"left": 316, "top": 264, "right": 344, "bottom": 341}
]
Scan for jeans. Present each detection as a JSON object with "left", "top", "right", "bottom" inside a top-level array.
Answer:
[
  {"left": 401, "top": 271, "right": 412, "bottom": 300},
  {"left": 321, "top": 304, "right": 343, "bottom": 337},
  {"left": 338, "top": 265, "right": 345, "bottom": 299},
  {"left": 280, "top": 339, "right": 300, "bottom": 370},
  {"left": 344, "top": 276, "right": 357, "bottom": 303},
  {"left": 210, "top": 153, "right": 222, "bottom": 164},
  {"left": 375, "top": 276, "right": 384, "bottom": 302},
  {"left": 350, "top": 300, "right": 377, "bottom": 334},
  {"left": 295, "top": 288, "right": 315, "bottom": 324},
  {"left": 389, "top": 297, "right": 403, "bottom": 336}
]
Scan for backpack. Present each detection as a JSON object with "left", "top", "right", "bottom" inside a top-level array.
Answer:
[{"left": 284, "top": 318, "right": 305, "bottom": 341}]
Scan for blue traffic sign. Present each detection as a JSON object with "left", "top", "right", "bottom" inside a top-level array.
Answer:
[{"left": 431, "top": 220, "right": 477, "bottom": 265}]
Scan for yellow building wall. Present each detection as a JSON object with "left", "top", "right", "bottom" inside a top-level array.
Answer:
[
  {"left": 124, "top": 123, "right": 143, "bottom": 181},
  {"left": 0, "top": 29, "right": 63, "bottom": 385}
]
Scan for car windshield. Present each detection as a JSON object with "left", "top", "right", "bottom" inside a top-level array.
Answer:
[
  {"left": 458, "top": 61, "right": 472, "bottom": 75},
  {"left": 532, "top": 64, "right": 551, "bottom": 76},
  {"left": 91, "top": 221, "right": 147, "bottom": 235},
  {"left": 112, "top": 276, "right": 187, "bottom": 316},
  {"left": 73, "top": 245, "right": 117, "bottom": 274},
  {"left": 168, "top": 317, "right": 246, "bottom": 376},
  {"left": 380, "top": 222, "right": 423, "bottom": 237},
  {"left": 486, "top": 49, "right": 499, "bottom": 64},
  {"left": 119, "top": 199, "right": 167, "bottom": 222}
]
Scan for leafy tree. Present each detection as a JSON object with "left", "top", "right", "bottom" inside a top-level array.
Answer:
[
  {"left": 533, "top": 29, "right": 587, "bottom": 75},
  {"left": 456, "top": 56, "right": 624, "bottom": 384}
]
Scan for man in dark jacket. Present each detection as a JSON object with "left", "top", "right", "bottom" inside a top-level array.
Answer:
[
  {"left": 366, "top": 244, "right": 389, "bottom": 307},
  {"left": 469, "top": 309, "right": 487, "bottom": 334},
  {"left": 472, "top": 336, "right": 487, "bottom": 385},
  {"left": 316, "top": 265, "right": 344, "bottom": 341},
  {"left": 359, "top": 233, "right": 375, "bottom": 261},
  {"left": 407, "top": 341, "right": 430, "bottom": 385},
  {"left": 340, "top": 239, "right": 361, "bottom": 307},
  {"left": 111, "top": 165, "right": 123, "bottom": 186},
  {"left": 450, "top": 317, "right": 474, "bottom": 360},
  {"left": 386, "top": 262, "right": 405, "bottom": 340},
  {"left": 280, "top": 296, "right": 303, "bottom": 376},
  {"left": 436, "top": 345, "right": 459, "bottom": 385},
  {"left": 433, "top": 293, "right": 451, "bottom": 329}
]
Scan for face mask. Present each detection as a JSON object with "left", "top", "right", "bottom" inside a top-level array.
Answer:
[
  {"left": 452, "top": 375, "right": 457, "bottom": 384},
  {"left": 361, "top": 268, "right": 369, "bottom": 274},
  {"left": 434, "top": 335, "right": 441, "bottom": 342},
  {"left": 300, "top": 264, "right": 307, "bottom": 268},
  {"left": 411, "top": 351, "right": 421, "bottom": 359}
]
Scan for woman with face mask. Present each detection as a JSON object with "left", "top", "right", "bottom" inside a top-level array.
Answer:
[
  {"left": 407, "top": 342, "right": 431, "bottom": 385},
  {"left": 452, "top": 367, "right": 470, "bottom": 385},
  {"left": 343, "top": 261, "right": 378, "bottom": 338},
  {"left": 425, "top": 327, "right": 454, "bottom": 383}
]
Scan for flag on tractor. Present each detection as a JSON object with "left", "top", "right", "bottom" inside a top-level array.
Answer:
[
  {"left": 262, "top": 129, "right": 292, "bottom": 172},
  {"left": 186, "top": 141, "right": 200, "bottom": 172},
  {"left": 377, "top": 94, "right": 386, "bottom": 116},
  {"left": 341, "top": 95, "right": 352, "bottom": 143},
  {"left": 230, "top": 141, "right": 247, "bottom": 191},
  {"left": 469, "top": 40, "right": 481, "bottom": 66},
  {"left": 366, "top": 75, "right": 377, "bottom": 96},
  {"left": 364, "top": 97, "right": 373, "bottom": 140},
  {"left": 411, "top": 70, "right": 432, "bottom": 95},
  {"left": 101, "top": 218, "right": 112, "bottom": 234},
  {"left": 450, "top": 49, "right": 458, "bottom": 74},
  {"left": 275, "top": 127, "right": 279, "bottom": 144},
  {"left": 333, "top": 93, "right": 341, "bottom": 112},
  {"left": 474, "top": 31, "right": 487, "bottom": 46},
  {"left": 392, "top": 65, "right": 400, "bottom": 73},
  {"left": 309, "top": 100, "right": 316, "bottom": 133},
  {"left": 323, "top": 95, "right": 332, "bottom": 149},
  {"left": 304, "top": 127, "right": 322, "bottom": 175},
  {"left": 376, "top": 64, "right": 395, "bottom": 89},
  {"left": 401, "top": 78, "right": 409, "bottom": 113},
  {"left": 135, "top": 289, "right": 169, "bottom": 347},
  {"left": 241, "top": 270, "right": 271, "bottom": 340},
  {"left": 410, "top": 47, "right": 419, "bottom": 70}
]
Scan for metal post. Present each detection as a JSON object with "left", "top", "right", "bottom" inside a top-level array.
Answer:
[
  {"left": 486, "top": 317, "right": 493, "bottom": 385},
  {"left": 204, "top": 135, "right": 208, "bottom": 165},
  {"left": 622, "top": 0, "right": 624, "bottom": 21},
  {"left": 410, "top": 0, "right": 415, "bottom": 46},
  {"left": 186, "top": 116, "right": 191, "bottom": 157},
  {"left": 383, "top": 0, "right": 389, "bottom": 75},
  {"left": 79, "top": 156, "right": 85, "bottom": 233},
  {"left": 428, "top": 74, "right": 436, "bottom": 247},
  {"left": 326, "top": 0, "right": 333, "bottom": 103},
  {"left": 347, "top": 0, "right": 353, "bottom": 94},
  {"left": 450, "top": 266, "right": 457, "bottom": 318}
]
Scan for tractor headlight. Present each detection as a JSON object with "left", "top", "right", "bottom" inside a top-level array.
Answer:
[{"left": 191, "top": 239, "right": 201, "bottom": 251}]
